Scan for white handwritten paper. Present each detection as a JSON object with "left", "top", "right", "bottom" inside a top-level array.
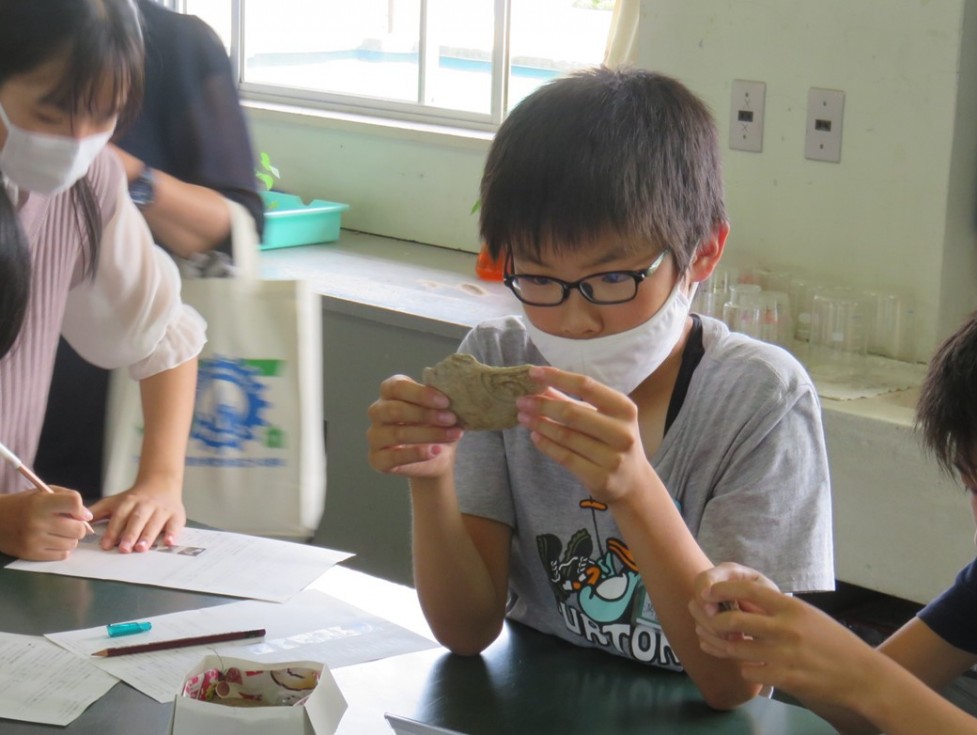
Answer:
[
  {"left": 46, "top": 589, "right": 436, "bottom": 703},
  {"left": 7, "top": 525, "right": 352, "bottom": 602},
  {"left": 0, "top": 632, "right": 117, "bottom": 726}
]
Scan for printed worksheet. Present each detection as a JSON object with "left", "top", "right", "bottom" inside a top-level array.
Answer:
[
  {"left": 0, "top": 632, "right": 117, "bottom": 726},
  {"left": 47, "top": 589, "right": 436, "bottom": 703},
  {"left": 8, "top": 525, "right": 352, "bottom": 602}
]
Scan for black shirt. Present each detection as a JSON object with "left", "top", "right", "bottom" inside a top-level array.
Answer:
[{"left": 119, "top": 0, "right": 264, "bottom": 250}]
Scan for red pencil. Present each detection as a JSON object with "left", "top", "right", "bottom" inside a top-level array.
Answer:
[{"left": 92, "top": 628, "right": 266, "bottom": 657}]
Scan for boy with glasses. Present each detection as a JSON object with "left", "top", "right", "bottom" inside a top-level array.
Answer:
[{"left": 367, "top": 67, "right": 833, "bottom": 710}]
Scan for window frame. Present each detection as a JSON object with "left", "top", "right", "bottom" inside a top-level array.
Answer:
[{"left": 165, "top": 0, "right": 522, "bottom": 133}]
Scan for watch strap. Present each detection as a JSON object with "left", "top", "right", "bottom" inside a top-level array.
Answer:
[{"left": 128, "top": 165, "right": 156, "bottom": 209}]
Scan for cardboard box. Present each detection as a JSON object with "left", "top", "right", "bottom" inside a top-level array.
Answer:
[{"left": 169, "top": 656, "right": 347, "bottom": 735}]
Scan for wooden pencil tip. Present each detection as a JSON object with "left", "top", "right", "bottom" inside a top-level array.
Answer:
[{"left": 92, "top": 650, "right": 108, "bottom": 657}]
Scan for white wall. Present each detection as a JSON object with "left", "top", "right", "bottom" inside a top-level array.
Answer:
[
  {"left": 248, "top": 0, "right": 977, "bottom": 359},
  {"left": 247, "top": 109, "right": 490, "bottom": 254},
  {"left": 639, "top": 0, "right": 977, "bottom": 360}
]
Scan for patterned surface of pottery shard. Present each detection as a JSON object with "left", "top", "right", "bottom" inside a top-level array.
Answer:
[{"left": 422, "top": 353, "right": 542, "bottom": 430}]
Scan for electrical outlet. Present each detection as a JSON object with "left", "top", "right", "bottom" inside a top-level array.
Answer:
[
  {"left": 805, "top": 88, "right": 844, "bottom": 163},
  {"left": 729, "top": 80, "right": 765, "bottom": 152}
]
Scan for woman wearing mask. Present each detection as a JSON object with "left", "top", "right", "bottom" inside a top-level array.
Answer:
[{"left": 0, "top": 0, "right": 205, "bottom": 561}]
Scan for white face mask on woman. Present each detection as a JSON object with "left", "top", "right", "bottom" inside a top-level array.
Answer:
[
  {"left": 0, "top": 99, "right": 111, "bottom": 195},
  {"left": 522, "top": 279, "right": 697, "bottom": 396}
]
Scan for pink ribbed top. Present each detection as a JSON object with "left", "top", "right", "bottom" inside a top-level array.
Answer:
[{"left": 0, "top": 150, "right": 205, "bottom": 492}]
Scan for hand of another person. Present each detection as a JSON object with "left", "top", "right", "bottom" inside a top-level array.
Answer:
[
  {"left": 367, "top": 374, "right": 463, "bottom": 479},
  {"left": 89, "top": 476, "right": 186, "bottom": 553},
  {"left": 690, "top": 562, "right": 779, "bottom": 657},
  {"left": 690, "top": 562, "right": 876, "bottom": 709},
  {"left": 0, "top": 487, "right": 93, "bottom": 561},
  {"left": 514, "top": 365, "right": 656, "bottom": 506}
]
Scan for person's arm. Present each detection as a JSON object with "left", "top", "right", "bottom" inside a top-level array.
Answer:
[
  {"left": 692, "top": 564, "right": 977, "bottom": 735},
  {"left": 90, "top": 358, "right": 196, "bottom": 553},
  {"left": 61, "top": 153, "right": 206, "bottom": 552},
  {"left": 844, "top": 617, "right": 977, "bottom": 735},
  {"left": 367, "top": 374, "right": 510, "bottom": 654},
  {"left": 517, "top": 367, "right": 762, "bottom": 709},
  {"left": 410, "top": 477, "right": 512, "bottom": 654},
  {"left": 114, "top": 14, "right": 262, "bottom": 257},
  {"left": 113, "top": 145, "right": 231, "bottom": 257},
  {"left": 612, "top": 472, "right": 758, "bottom": 709},
  {"left": 880, "top": 617, "right": 977, "bottom": 693},
  {"left": 847, "top": 649, "right": 977, "bottom": 735}
]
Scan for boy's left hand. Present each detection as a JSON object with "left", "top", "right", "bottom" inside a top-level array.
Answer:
[
  {"left": 89, "top": 477, "right": 186, "bottom": 553},
  {"left": 515, "top": 365, "right": 654, "bottom": 505}
]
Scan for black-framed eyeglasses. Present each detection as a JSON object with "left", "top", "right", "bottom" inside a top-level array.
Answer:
[{"left": 504, "top": 249, "right": 670, "bottom": 306}]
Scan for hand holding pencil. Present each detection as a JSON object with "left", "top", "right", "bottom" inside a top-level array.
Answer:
[{"left": 0, "top": 439, "right": 96, "bottom": 561}]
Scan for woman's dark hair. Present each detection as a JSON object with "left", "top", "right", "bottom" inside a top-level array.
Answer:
[
  {"left": 480, "top": 66, "right": 726, "bottom": 272},
  {"left": 916, "top": 311, "right": 977, "bottom": 482},
  {"left": 0, "top": 0, "right": 144, "bottom": 358}
]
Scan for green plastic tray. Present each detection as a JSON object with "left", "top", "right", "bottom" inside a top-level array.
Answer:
[{"left": 260, "top": 191, "right": 350, "bottom": 250}]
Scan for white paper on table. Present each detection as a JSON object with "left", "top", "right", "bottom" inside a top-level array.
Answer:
[
  {"left": 46, "top": 589, "right": 437, "bottom": 704},
  {"left": 0, "top": 632, "right": 118, "bottom": 726},
  {"left": 806, "top": 354, "right": 927, "bottom": 401},
  {"left": 8, "top": 525, "right": 352, "bottom": 602}
]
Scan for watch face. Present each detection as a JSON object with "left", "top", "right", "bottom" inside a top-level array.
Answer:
[{"left": 129, "top": 168, "right": 155, "bottom": 207}]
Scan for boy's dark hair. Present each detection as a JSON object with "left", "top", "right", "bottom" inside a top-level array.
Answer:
[
  {"left": 916, "top": 311, "right": 977, "bottom": 480},
  {"left": 479, "top": 66, "right": 726, "bottom": 272}
]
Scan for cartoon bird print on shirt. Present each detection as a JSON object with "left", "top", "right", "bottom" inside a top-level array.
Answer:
[{"left": 536, "top": 498, "right": 645, "bottom": 624}]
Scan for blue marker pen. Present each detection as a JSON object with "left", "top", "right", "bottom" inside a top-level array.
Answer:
[{"left": 106, "top": 621, "right": 152, "bottom": 638}]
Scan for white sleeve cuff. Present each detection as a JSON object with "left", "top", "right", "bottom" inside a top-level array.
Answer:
[{"left": 127, "top": 303, "right": 207, "bottom": 380}]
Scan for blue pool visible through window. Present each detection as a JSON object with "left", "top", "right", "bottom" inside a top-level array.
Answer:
[{"left": 177, "top": 0, "right": 615, "bottom": 131}]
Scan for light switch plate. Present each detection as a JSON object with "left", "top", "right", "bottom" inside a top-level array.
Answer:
[
  {"left": 729, "top": 80, "right": 765, "bottom": 152},
  {"left": 805, "top": 87, "right": 845, "bottom": 163}
]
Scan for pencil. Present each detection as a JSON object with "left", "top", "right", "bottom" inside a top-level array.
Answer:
[
  {"left": 92, "top": 628, "right": 267, "bottom": 657},
  {"left": 0, "top": 439, "right": 95, "bottom": 535}
]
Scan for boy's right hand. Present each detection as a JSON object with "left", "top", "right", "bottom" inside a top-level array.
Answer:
[
  {"left": 367, "top": 374, "right": 463, "bottom": 478},
  {"left": 0, "top": 487, "right": 93, "bottom": 561}
]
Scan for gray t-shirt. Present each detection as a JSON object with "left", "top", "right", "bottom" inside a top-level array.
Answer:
[{"left": 454, "top": 314, "right": 834, "bottom": 670}]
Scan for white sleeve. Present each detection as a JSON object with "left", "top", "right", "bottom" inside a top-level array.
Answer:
[{"left": 61, "top": 178, "right": 207, "bottom": 380}]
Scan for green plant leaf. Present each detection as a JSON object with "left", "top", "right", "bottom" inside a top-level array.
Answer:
[{"left": 255, "top": 151, "right": 281, "bottom": 191}]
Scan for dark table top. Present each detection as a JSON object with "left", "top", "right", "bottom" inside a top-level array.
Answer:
[{"left": 0, "top": 552, "right": 834, "bottom": 734}]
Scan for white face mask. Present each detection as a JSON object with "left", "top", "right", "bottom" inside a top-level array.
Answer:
[
  {"left": 0, "top": 100, "right": 111, "bottom": 195},
  {"left": 523, "top": 279, "right": 697, "bottom": 395}
]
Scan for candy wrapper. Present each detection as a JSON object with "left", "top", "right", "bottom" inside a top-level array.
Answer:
[{"left": 169, "top": 656, "right": 346, "bottom": 735}]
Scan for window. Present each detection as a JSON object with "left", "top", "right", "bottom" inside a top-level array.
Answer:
[{"left": 173, "top": 0, "right": 618, "bottom": 131}]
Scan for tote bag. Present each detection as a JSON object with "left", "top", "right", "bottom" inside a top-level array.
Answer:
[{"left": 103, "top": 201, "right": 325, "bottom": 539}]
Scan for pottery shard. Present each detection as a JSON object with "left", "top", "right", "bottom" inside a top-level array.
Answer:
[{"left": 422, "top": 353, "right": 542, "bottom": 431}]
